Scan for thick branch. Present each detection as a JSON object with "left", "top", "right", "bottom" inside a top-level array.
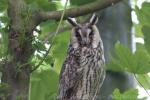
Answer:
[
  {"left": 38, "top": 0, "right": 122, "bottom": 21},
  {"left": 8, "top": 0, "right": 26, "bottom": 32}
]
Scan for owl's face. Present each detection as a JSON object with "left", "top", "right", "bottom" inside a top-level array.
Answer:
[{"left": 67, "top": 14, "right": 101, "bottom": 49}]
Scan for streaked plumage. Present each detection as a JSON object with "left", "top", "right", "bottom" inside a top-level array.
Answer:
[{"left": 58, "top": 14, "right": 105, "bottom": 100}]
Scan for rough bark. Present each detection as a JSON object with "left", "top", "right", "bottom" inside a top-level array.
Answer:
[
  {"left": 1, "top": 27, "right": 32, "bottom": 99},
  {"left": 2, "top": 61, "right": 30, "bottom": 100},
  {"left": 1, "top": 0, "right": 34, "bottom": 99}
]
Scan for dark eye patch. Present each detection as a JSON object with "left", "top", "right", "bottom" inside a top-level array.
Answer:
[
  {"left": 88, "top": 28, "right": 94, "bottom": 42},
  {"left": 89, "top": 30, "right": 94, "bottom": 36},
  {"left": 75, "top": 31, "right": 81, "bottom": 38},
  {"left": 87, "top": 25, "right": 93, "bottom": 36},
  {"left": 75, "top": 30, "right": 81, "bottom": 37},
  {"left": 74, "top": 27, "right": 81, "bottom": 37},
  {"left": 74, "top": 28, "right": 82, "bottom": 44}
]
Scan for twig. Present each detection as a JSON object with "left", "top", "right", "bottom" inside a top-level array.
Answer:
[{"left": 30, "top": 0, "right": 69, "bottom": 73}]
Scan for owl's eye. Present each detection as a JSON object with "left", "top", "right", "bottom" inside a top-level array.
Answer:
[
  {"left": 75, "top": 29, "right": 81, "bottom": 37},
  {"left": 76, "top": 33, "right": 81, "bottom": 38},
  {"left": 75, "top": 29, "right": 82, "bottom": 42},
  {"left": 89, "top": 30, "right": 94, "bottom": 36}
]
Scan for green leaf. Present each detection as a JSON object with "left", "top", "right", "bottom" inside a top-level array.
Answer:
[
  {"left": 107, "top": 44, "right": 150, "bottom": 74},
  {"left": 44, "top": 55, "right": 55, "bottom": 67},
  {"left": 0, "top": 28, "right": 8, "bottom": 57},
  {"left": 106, "top": 58, "right": 125, "bottom": 72},
  {"left": 36, "top": 0, "right": 57, "bottom": 11},
  {"left": 134, "top": 2, "right": 150, "bottom": 38},
  {"left": 25, "top": 0, "right": 37, "bottom": 4},
  {"left": 70, "top": 0, "right": 96, "bottom": 6},
  {"left": 0, "top": 16, "right": 10, "bottom": 24},
  {"left": 142, "top": 25, "right": 150, "bottom": 54},
  {"left": 137, "top": 74, "right": 150, "bottom": 89},
  {"left": 27, "top": 2, "right": 39, "bottom": 12},
  {"left": 113, "top": 88, "right": 138, "bottom": 100},
  {"left": 133, "top": 45, "right": 150, "bottom": 74},
  {"left": 107, "top": 44, "right": 135, "bottom": 72},
  {"left": 40, "top": 20, "right": 58, "bottom": 32},
  {"left": 30, "top": 68, "right": 59, "bottom": 100},
  {"left": 51, "top": 31, "right": 70, "bottom": 72},
  {"left": 36, "top": 55, "right": 43, "bottom": 61},
  {"left": 33, "top": 41, "right": 46, "bottom": 52},
  {"left": 0, "top": 83, "right": 9, "bottom": 97},
  {"left": 26, "top": 0, "right": 57, "bottom": 11},
  {"left": 0, "top": 0, "right": 8, "bottom": 11},
  {"left": 39, "top": 20, "right": 58, "bottom": 40},
  {"left": 54, "top": 1, "right": 63, "bottom": 10},
  {"left": 133, "top": 23, "right": 143, "bottom": 37},
  {"left": 135, "top": 2, "right": 150, "bottom": 27}
]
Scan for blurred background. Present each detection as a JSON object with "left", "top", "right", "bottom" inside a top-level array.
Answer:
[{"left": 0, "top": 0, "right": 150, "bottom": 100}]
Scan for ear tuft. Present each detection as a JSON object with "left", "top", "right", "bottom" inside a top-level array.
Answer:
[
  {"left": 67, "top": 17, "right": 78, "bottom": 27},
  {"left": 89, "top": 14, "right": 98, "bottom": 25}
]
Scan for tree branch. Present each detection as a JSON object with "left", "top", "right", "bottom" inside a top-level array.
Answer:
[
  {"left": 38, "top": 0, "right": 122, "bottom": 22},
  {"left": 30, "top": 0, "right": 69, "bottom": 73}
]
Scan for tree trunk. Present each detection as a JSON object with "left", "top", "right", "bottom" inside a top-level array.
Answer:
[
  {"left": 1, "top": 28, "right": 34, "bottom": 99},
  {"left": 0, "top": 0, "right": 35, "bottom": 99},
  {"left": 2, "top": 63, "right": 30, "bottom": 100}
]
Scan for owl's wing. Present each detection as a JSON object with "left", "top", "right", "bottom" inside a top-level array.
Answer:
[
  {"left": 93, "top": 65, "right": 105, "bottom": 99},
  {"left": 59, "top": 55, "right": 83, "bottom": 99}
]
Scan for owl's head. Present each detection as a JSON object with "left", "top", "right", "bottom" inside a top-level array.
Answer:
[{"left": 67, "top": 14, "right": 101, "bottom": 49}]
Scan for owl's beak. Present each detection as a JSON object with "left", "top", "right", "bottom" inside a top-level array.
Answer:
[{"left": 82, "top": 38, "right": 88, "bottom": 46}]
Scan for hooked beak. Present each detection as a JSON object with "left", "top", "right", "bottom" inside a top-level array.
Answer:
[{"left": 82, "top": 38, "right": 88, "bottom": 46}]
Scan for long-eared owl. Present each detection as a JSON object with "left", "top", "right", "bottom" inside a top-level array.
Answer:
[{"left": 58, "top": 14, "right": 105, "bottom": 100}]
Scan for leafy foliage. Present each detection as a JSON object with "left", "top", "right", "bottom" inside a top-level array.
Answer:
[
  {"left": 51, "top": 31, "right": 70, "bottom": 71},
  {"left": 0, "top": 83, "right": 9, "bottom": 98},
  {"left": 135, "top": 2, "right": 150, "bottom": 27},
  {"left": 0, "top": 4, "right": 9, "bottom": 69},
  {"left": 0, "top": 0, "right": 150, "bottom": 99},
  {"left": 0, "top": 28, "right": 8, "bottom": 58},
  {"left": 112, "top": 1, "right": 150, "bottom": 99},
  {"left": 25, "top": 0, "right": 57, "bottom": 11},
  {"left": 29, "top": 20, "right": 70, "bottom": 99},
  {"left": 137, "top": 74, "right": 150, "bottom": 89},
  {"left": 39, "top": 20, "right": 58, "bottom": 40},
  {"left": 70, "top": 0, "right": 96, "bottom": 6},
  {"left": 30, "top": 68, "right": 59, "bottom": 100},
  {"left": 0, "top": 0, "right": 8, "bottom": 11},
  {"left": 24, "top": 0, "right": 71, "bottom": 98},
  {"left": 142, "top": 26, "right": 150, "bottom": 54},
  {"left": 107, "top": 43, "right": 150, "bottom": 74},
  {"left": 134, "top": 2, "right": 150, "bottom": 37},
  {"left": 113, "top": 89, "right": 139, "bottom": 100}
]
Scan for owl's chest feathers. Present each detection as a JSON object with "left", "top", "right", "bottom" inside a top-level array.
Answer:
[
  {"left": 69, "top": 46, "right": 104, "bottom": 71},
  {"left": 67, "top": 46, "right": 104, "bottom": 98}
]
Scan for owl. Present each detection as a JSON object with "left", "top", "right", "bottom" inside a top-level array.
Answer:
[{"left": 58, "top": 14, "right": 105, "bottom": 100}]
